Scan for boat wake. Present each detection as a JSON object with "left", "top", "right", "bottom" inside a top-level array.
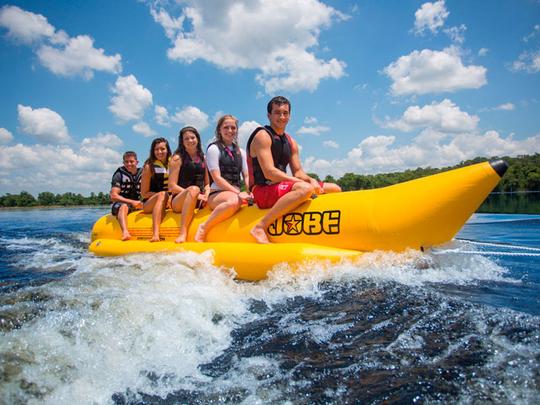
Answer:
[{"left": 1, "top": 235, "right": 538, "bottom": 403}]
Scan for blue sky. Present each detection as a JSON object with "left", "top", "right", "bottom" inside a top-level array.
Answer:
[{"left": 0, "top": 0, "right": 539, "bottom": 195}]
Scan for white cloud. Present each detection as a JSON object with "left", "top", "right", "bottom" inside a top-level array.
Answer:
[
  {"left": 478, "top": 48, "right": 489, "bottom": 57},
  {"left": 510, "top": 50, "right": 540, "bottom": 73},
  {"left": 494, "top": 103, "right": 515, "bottom": 111},
  {"left": 303, "top": 131, "right": 540, "bottom": 178},
  {"left": 0, "top": 5, "right": 58, "bottom": 44},
  {"left": 238, "top": 120, "right": 261, "bottom": 149},
  {"left": 523, "top": 24, "right": 540, "bottom": 42},
  {"left": 384, "top": 47, "right": 487, "bottom": 95},
  {"left": 0, "top": 128, "right": 13, "bottom": 143},
  {"left": 37, "top": 35, "right": 121, "bottom": 79},
  {"left": 297, "top": 125, "right": 331, "bottom": 136},
  {"left": 171, "top": 106, "right": 209, "bottom": 131},
  {"left": 413, "top": 1, "right": 449, "bottom": 35},
  {"left": 323, "top": 140, "right": 339, "bottom": 149},
  {"left": 0, "top": 5, "right": 121, "bottom": 79},
  {"left": 151, "top": 1, "right": 347, "bottom": 93},
  {"left": 109, "top": 75, "right": 153, "bottom": 122},
  {"left": 81, "top": 132, "right": 123, "bottom": 148},
  {"left": 132, "top": 121, "right": 157, "bottom": 137},
  {"left": 444, "top": 24, "right": 466, "bottom": 44},
  {"left": 297, "top": 116, "right": 330, "bottom": 136},
  {"left": 0, "top": 135, "right": 123, "bottom": 194},
  {"left": 384, "top": 99, "right": 479, "bottom": 133},
  {"left": 17, "top": 104, "right": 70, "bottom": 143},
  {"left": 155, "top": 105, "right": 170, "bottom": 126}
]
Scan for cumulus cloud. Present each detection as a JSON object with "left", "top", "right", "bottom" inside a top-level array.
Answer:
[
  {"left": 384, "top": 99, "right": 479, "bottom": 133},
  {"left": 150, "top": 0, "right": 347, "bottom": 93},
  {"left": 0, "top": 5, "right": 59, "bottom": 44},
  {"left": 17, "top": 104, "right": 70, "bottom": 143},
  {"left": 109, "top": 75, "right": 153, "bottom": 122},
  {"left": 494, "top": 103, "right": 515, "bottom": 111},
  {"left": 155, "top": 105, "right": 170, "bottom": 126},
  {"left": 303, "top": 131, "right": 540, "bottom": 178},
  {"left": 238, "top": 120, "right": 261, "bottom": 148},
  {"left": 384, "top": 47, "right": 487, "bottom": 95},
  {"left": 297, "top": 125, "right": 331, "bottom": 136},
  {"left": 0, "top": 134, "right": 123, "bottom": 194},
  {"left": 0, "top": 128, "right": 13, "bottom": 143},
  {"left": 510, "top": 50, "right": 540, "bottom": 73},
  {"left": 413, "top": 1, "right": 449, "bottom": 35},
  {"left": 0, "top": 5, "right": 121, "bottom": 79},
  {"left": 37, "top": 35, "right": 121, "bottom": 79},
  {"left": 297, "top": 116, "right": 331, "bottom": 136},
  {"left": 132, "top": 121, "right": 157, "bottom": 137},
  {"left": 171, "top": 106, "right": 210, "bottom": 131},
  {"left": 523, "top": 24, "right": 540, "bottom": 43},
  {"left": 323, "top": 140, "right": 339, "bottom": 149},
  {"left": 444, "top": 24, "right": 467, "bottom": 44},
  {"left": 478, "top": 48, "right": 489, "bottom": 57}
]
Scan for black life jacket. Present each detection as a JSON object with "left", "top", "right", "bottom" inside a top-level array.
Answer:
[
  {"left": 208, "top": 141, "right": 242, "bottom": 188},
  {"left": 112, "top": 166, "right": 142, "bottom": 200},
  {"left": 150, "top": 159, "right": 169, "bottom": 192},
  {"left": 246, "top": 125, "right": 292, "bottom": 189},
  {"left": 178, "top": 153, "right": 206, "bottom": 190}
]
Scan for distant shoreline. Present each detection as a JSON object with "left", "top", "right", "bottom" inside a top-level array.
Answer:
[{"left": 0, "top": 205, "right": 109, "bottom": 211}]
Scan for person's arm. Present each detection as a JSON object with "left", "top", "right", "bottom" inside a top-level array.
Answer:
[
  {"left": 167, "top": 155, "right": 184, "bottom": 195},
  {"left": 140, "top": 164, "right": 154, "bottom": 200},
  {"left": 240, "top": 148, "right": 250, "bottom": 191},
  {"left": 110, "top": 186, "right": 143, "bottom": 208},
  {"left": 250, "top": 130, "right": 301, "bottom": 184},
  {"left": 207, "top": 144, "right": 240, "bottom": 193},
  {"left": 288, "top": 137, "right": 323, "bottom": 193}
]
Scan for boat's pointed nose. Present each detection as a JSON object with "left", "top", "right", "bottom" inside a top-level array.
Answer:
[{"left": 489, "top": 159, "right": 508, "bottom": 177}]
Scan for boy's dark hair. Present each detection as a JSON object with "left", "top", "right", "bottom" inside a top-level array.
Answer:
[
  {"left": 267, "top": 96, "right": 291, "bottom": 114},
  {"left": 123, "top": 151, "right": 137, "bottom": 161}
]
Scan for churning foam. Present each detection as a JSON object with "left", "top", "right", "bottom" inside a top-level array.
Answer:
[{"left": 0, "top": 236, "right": 524, "bottom": 403}]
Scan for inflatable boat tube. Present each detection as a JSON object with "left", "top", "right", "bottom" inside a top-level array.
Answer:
[{"left": 89, "top": 160, "right": 507, "bottom": 280}]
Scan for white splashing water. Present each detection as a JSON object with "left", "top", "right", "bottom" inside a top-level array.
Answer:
[{"left": 0, "top": 235, "right": 527, "bottom": 403}]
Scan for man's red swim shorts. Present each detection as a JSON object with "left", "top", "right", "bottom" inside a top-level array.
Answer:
[{"left": 252, "top": 181, "right": 296, "bottom": 209}]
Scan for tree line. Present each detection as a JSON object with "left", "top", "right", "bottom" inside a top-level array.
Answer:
[
  {"left": 312, "top": 153, "right": 540, "bottom": 192},
  {"left": 0, "top": 191, "right": 110, "bottom": 208},
  {"left": 1, "top": 154, "right": 538, "bottom": 208}
]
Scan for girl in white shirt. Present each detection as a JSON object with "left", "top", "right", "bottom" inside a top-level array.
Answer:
[{"left": 195, "top": 115, "right": 251, "bottom": 242}]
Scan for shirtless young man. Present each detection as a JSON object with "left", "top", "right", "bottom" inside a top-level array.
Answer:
[{"left": 246, "top": 96, "right": 341, "bottom": 243}]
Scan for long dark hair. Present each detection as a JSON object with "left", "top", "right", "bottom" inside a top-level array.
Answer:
[
  {"left": 174, "top": 126, "right": 205, "bottom": 160},
  {"left": 144, "top": 137, "right": 171, "bottom": 175}
]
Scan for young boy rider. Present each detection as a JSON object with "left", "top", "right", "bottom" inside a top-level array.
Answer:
[{"left": 110, "top": 151, "right": 143, "bottom": 240}]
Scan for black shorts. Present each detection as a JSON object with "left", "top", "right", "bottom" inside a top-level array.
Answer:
[{"left": 111, "top": 202, "right": 137, "bottom": 216}]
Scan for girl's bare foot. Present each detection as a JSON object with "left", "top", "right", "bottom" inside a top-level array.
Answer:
[
  {"left": 150, "top": 235, "right": 160, "bottom": 242},
  {"left": 175, "top": 232, "right": 186, "bottom": 243},
  {"left": 121, "top": 233, "right": 132, "bottom": 241},
  {"left": 194, "top": 224, "right": 206, "bottom": 242},
  {"left": 250, "top": 225, "right": 270, "bottom": 244}
]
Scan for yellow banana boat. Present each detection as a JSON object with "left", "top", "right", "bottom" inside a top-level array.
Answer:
[{"left": 89, "top": 160, "right": 507, "bottom": 280}]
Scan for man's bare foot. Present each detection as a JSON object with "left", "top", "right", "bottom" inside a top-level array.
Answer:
[
  {"left": 175, "top": 232, "right": 186, "bottom": 243},
  {"left": 250, "top": 225, "right": 270, "bottom": 244},
  {"left": 194, "top": 224, "right": 206, "bottom": 242},
  {"left": 150, "top": 235, "right": 161, "bottom": 242},
  {"left": 121, "top": 233, "right": 132, "bottom": 241}
]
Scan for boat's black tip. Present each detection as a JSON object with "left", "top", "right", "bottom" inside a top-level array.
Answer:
[{"left": 489, "top": 159, "right": 508, "bottom": 177}]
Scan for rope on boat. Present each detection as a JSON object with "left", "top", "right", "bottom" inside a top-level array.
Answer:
[
  {"left": 431, "top": 250, "right": 540, "bottom": 257},
  {"left": 432, "top": 239, "right": 540, "bottom": 257},
  {"left": 455, "top": 239, "right": 540, "bottom": 252}
]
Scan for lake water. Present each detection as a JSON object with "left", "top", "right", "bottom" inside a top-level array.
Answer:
[{"left": 0, "top": 208, "right": 539, "bottom": 404}]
